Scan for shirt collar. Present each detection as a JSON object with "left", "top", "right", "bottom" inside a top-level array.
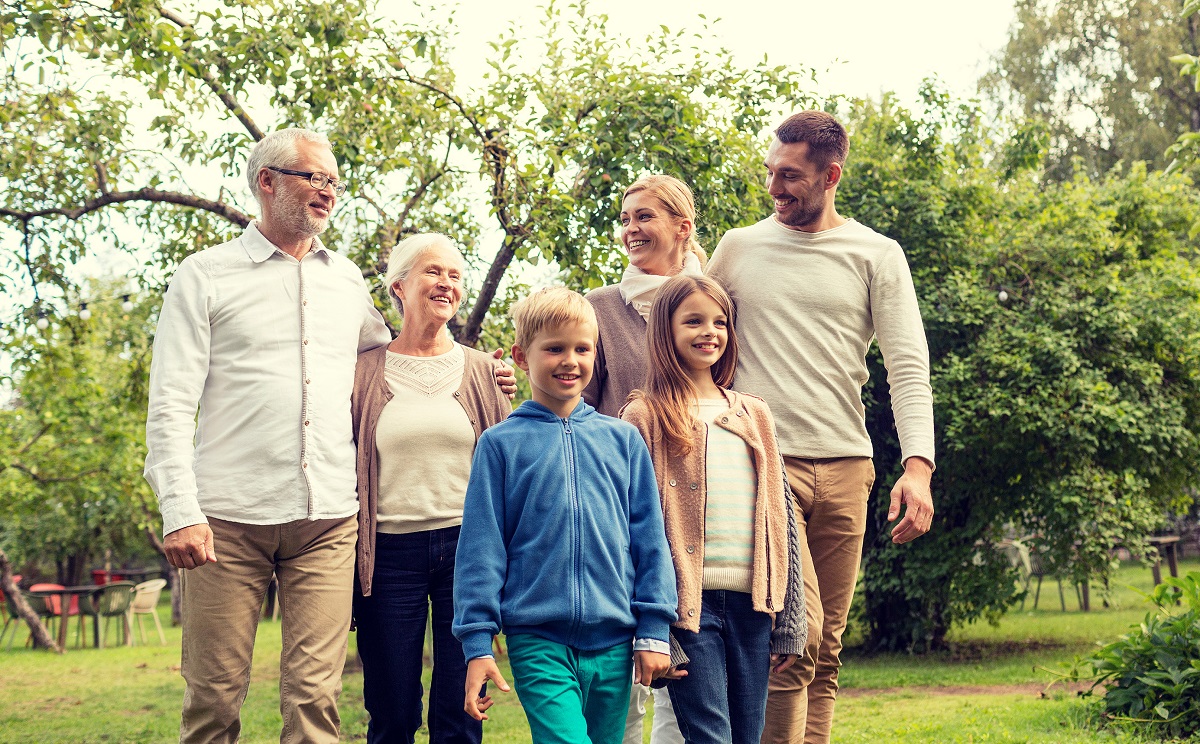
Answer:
[{"left": 243, "top": 221, "right": 333, "bottom": 264}]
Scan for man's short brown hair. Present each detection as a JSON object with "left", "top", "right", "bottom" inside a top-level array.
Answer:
[{"left": 775, "top": 111, "right": 849, "bottom": 170}]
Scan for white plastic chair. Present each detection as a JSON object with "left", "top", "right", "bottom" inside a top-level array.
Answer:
[{"left": 128, "top": 578, "right": 167, "bottom": 645}]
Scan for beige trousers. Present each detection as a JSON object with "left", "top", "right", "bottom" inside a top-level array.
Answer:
[
  {"left": 179, "top": 516, "right": 357, "bottom": 744},
  {"left": 762, "top": 457, "right": 874, "bottom": 744}
]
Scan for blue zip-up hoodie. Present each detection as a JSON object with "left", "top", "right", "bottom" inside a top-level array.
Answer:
[{"left": 452, "top": 399, "right": 678, "bottom": 661}]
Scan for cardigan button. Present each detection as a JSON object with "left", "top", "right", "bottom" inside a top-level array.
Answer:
[
  {"left": 721, "top": 416, "right": 729, "bottom": 423},
  {"left": 688, "top": 609, "right": 695, "bottom": 617},
  {"left": 669, "top": 479, "right": 677, "bottom": 487},
  {"left": 689, "top": 483, "right": 698, "bottom": 491},
  {"left": 686, "top": 545, "right": 695, "bottom": 554},
  {"left": 736, "top": 411, "right": 743, "bottom": 417}
]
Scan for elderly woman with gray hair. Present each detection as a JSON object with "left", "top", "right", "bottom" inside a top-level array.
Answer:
[{"left": 350, "top": 233, "right": 511, "bottom": 744}]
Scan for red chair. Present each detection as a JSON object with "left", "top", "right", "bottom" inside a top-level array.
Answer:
[{"left": 28, "top": 583, "right": 80, "bottom": 618}]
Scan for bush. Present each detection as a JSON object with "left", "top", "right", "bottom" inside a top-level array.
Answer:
[{"left": 1067, "top": 572, "right": 1200, "bottom": 739}]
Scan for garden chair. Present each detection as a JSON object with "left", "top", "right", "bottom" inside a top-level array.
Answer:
[
  {"left": 128, "top": 578, "right": 167, "bottom": 645},
  {"left": 1021, "top": 548, "right": 1067, "bottom": 611},
  {"left": 76, "top": 581, "right": 135, "bottom": 648},
  {"left": 5, "top": 591, "right": 56, "bottom": 650}
]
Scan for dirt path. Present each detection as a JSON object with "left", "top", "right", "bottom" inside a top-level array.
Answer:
[{"left": 839, "top": 681, "right": 1092, "bottom": 698}]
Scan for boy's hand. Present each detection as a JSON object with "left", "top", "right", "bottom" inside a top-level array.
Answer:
[
  {"left": 464, "top": 657, "right": 510, "bottom": 721},
  {"left": 633, "top": 650, "right": 672, "bottom": 685},
  {"left": 771, "top": 653, "right": 797, "bottom": 674}
]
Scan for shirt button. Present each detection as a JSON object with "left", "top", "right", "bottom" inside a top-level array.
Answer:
[
  {"left": 305, "top": 378, "right": 311, "bottom": 385},
  {"left": 669, "top": 479, "right": 677, "bottom": 487},
  {"left": 301, "top": 462, "right": 308, "bottom": 469},
  {"left": 303, "top": 300, "right": 308, "bottom": 306},
  {"left": 686, "top": 545, "right": 695, "bottom": 554},
  {"left": 304, "top": 420, "right": 310, "bottom": 426},
  {"left": 303, "top": 338, "right": 309, "bottom": 345}
]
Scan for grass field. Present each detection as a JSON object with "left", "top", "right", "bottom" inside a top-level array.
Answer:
[{"left": 1, "top": 559, "right": 1197, "bottom": 743}]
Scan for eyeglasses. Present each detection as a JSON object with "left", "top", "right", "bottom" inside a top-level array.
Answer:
[{"left": 266, "top": 166, "right": 348, "bottom": 196}]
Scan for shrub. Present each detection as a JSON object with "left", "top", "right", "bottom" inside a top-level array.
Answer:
[{"left": 1068, "top": 572, "right": 1200, "bottom": 739}]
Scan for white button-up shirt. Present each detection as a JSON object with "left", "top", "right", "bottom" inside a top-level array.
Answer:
[{"left": 144, "top": 223, "right": 390, "bottom": 536}]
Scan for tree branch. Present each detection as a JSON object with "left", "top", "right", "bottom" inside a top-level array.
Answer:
[
  {"left": 6, "top": 462, "right": 106, "bottom": 484},
  {"left": 0, "top": 188, "right": 250, "bottom": 227},
  {"left": 157, "top": 6, "right": 265, "bottom": 141}
]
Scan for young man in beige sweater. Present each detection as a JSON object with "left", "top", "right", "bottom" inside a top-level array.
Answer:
[{"left": 706, "top": 111, "right": 936, "bottom": 744}]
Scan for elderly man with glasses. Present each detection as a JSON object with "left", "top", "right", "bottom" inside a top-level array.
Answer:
[{"left": 145, "top": 129, "right": 482, "bottom": 743}]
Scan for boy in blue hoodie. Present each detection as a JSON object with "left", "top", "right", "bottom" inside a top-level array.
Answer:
[{"left": 453, "top": 287, "right": 678, "bottom": 743}]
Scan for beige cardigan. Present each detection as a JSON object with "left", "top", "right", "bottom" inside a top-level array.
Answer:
[
  {"left": 350, "top": 344, "right": 510, "bottom": 596},
  {"left": 621, "top": 389, "right": 806, "bottom": 655}
]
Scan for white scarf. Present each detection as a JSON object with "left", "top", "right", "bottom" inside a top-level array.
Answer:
[{"left": 617, "top": 252, "right": 704, "bottom": 320}]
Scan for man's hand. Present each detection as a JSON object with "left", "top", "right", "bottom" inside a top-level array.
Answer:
[
  {"left": 464, "top": 656, "right": 510, "bottom": 721},
  {"left": 771, "top": 653, "right": 797, "bottom": 674},
  {"left": 633, "top": 650, "right": 671, "bottom": 685},
  {"left": 163, "top": 523, "right": 217, "bottom": 569},
  {"left": 888, "top": 457, "right": 934, "bottom": 544},
  {"left": 491, "top": 348, "right": 517, "bottom": 399}
]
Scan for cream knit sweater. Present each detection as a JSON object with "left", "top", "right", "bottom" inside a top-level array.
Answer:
[{"left": 708, "top": 217, "right": 935, "bottom": 466}]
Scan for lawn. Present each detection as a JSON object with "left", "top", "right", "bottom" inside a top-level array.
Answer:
[{"left": 0, "top": 558, "right": 1196, "bottom": 743}]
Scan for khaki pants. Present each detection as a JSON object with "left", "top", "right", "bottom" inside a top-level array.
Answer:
[
  {"left": 762, "top": 457, "right": 874, "bottom": 744},
  {"left": 179, "top": 516, "right": 357, "bottom": 744}
]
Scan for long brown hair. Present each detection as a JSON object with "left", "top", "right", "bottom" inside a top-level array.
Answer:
[{"left": 628, "top": 275, "right": 738, "bottom": 455}]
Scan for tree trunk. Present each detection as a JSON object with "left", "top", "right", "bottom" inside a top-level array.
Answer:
[
  {"left": 145, "top": 526, "right": 184, "bottom": 625},
  {"left": 0, "top": 548, "right": 61, "bottom": 652}
]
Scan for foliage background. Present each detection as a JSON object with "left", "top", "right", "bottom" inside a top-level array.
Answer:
[{"left": 3, "top": 0, "right": 1200, "bottom": 654}]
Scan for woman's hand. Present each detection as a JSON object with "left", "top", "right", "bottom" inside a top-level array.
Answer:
[
  {"left": 464, "top": 656, "right": 510, "bottom": 721},
  {"left": 491, "top": 349, "right": 518, "bottom": 399}
]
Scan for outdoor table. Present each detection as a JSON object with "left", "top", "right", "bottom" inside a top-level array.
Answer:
[
  {"left": 29, "top": 585, "right": 100, "bottom": 650},
  {"left": 109, "top": 568, "right": 160, "bottom": 585},
  {"left": 1147, "top": 535, "right": 1181, "bottom": 586}
]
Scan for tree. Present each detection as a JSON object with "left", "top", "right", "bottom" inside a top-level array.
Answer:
[
  {"left": 1167, "top": 0, "right": 1200, "bottom": 174},
  {"left": 841, "top": 89, "right": 1200, "bottom": 650},
  {"left": 0, "top": 0, "right": 810, "bottom": 345},
  {"left": 981, "top": 0, "right": 1200, "bottom": 181},
  {"left": 0, "top": 279, "right": 160, "bottom": 586}
]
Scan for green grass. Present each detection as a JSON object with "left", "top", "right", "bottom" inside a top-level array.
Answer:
[{"left": 1, "top": 559, "right": 1197, "bottom": 743}]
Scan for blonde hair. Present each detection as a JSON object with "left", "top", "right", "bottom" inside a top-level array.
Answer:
[
  {"left": 384, "top": 233, "right": 463, "bottom": 316},
  {"left": 628, "top": 275, "right": 738, "bottom": 455},
  {"left": 623, "top": 175, "right": 707, "bottom": 270},
  {"left": 512, "top": 287, "right": 597, "bottom": 350}
]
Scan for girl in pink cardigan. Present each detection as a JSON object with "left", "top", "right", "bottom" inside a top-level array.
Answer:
[{"left": 621, "top": 275, "right": 805, "bottom": 744}]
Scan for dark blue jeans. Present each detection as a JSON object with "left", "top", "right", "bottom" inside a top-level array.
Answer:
[
  {"left": 353, "top": 526, "right": 481, "bottom": 744},
  {"left": 667, "top": 590, "right": 773, "bottom": 744}
]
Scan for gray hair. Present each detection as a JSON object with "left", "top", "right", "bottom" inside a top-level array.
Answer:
[
  {"left": 384, "top": 233, "right": 465, "bottom": 316},
  {"left": 245, "top": 129, "right": 332, "bottom": 204}
]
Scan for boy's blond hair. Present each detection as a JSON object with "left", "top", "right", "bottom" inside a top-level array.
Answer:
[{"left": 511, "top": 287, "right": 597, "bottom": 349}]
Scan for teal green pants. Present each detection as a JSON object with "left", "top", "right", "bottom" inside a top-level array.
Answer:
[{"left": 506, "top": 634, "right": 634, "bottom": 744}]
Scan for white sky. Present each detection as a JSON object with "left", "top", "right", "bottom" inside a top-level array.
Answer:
[{"left": 436, "top": 0, "right": 1017, "bottom": 106}]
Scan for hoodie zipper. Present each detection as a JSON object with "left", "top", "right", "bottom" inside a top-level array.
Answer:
[{"left": 562, "top": 416, "right": 583, "bottom": 645}]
